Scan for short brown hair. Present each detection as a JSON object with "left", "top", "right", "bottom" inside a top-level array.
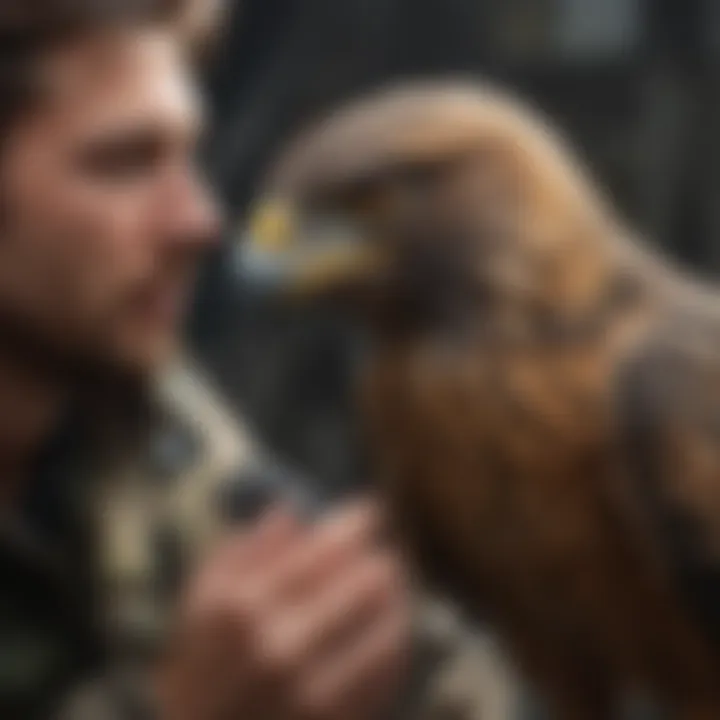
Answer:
[{"left": 0, "top": 0, "right": 208, "bottom": 140}]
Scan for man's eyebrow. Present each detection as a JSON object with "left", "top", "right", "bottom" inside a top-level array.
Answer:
[{"left": 80, "top": 116, "right": 203, "bottom": 149}]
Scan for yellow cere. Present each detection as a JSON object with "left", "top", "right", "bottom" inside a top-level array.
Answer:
[
  {"left": 249, "top": 201, "right": 296, "bottom": 252},
  {"left": 292, "top": 244, "right": 382, "bottom": 295}
]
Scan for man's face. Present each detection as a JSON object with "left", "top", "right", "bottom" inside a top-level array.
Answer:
[{"left": 0, "top": 28, "right": 220, "bottom": 375}]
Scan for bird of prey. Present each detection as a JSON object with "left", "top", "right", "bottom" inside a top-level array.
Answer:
[{"left": 238, "top": 82, "right": 720, "bottom": 719}]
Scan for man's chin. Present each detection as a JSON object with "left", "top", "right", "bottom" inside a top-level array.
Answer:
[
  {"left": 108, "top": 332, "right": 182, "bottom": 378},
  {"left": 0, "top": 307, "right": 183, "bottom": 383}
]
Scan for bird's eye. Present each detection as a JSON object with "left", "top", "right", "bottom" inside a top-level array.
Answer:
[{"left": 376, "top": 162, "right": 443, "bottom": 219}]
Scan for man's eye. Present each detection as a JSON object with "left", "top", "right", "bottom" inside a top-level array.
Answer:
[{"left": 77, "top": 137, "right": 165, "bottom": 181}]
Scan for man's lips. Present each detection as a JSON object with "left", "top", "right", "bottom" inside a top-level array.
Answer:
[{"left": 131, "top": 278, "right": 193, "bottom": 328}]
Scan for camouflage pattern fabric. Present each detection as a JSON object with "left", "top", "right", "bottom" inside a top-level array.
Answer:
[{"left": 55, "top": 360, "right": 527, "bottom": 719}]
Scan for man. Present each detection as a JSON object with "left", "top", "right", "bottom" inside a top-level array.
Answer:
[
  {"left": 0, "top": 2, "right": 521, "bottom": 719},
  {"left": 0, "top": 2, "right": 413, "bottom": 718}
]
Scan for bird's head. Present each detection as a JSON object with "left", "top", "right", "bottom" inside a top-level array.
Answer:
[{"left": 238, "top": 82, "right": 623, "bottom": 336}]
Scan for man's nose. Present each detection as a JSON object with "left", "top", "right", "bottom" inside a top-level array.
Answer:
[{"left": 161, "top": 171, "right": 223, "bottom": 248}]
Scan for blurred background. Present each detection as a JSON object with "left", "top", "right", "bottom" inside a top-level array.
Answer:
[{"left": 191, "top": 0, "right": 720, "bottom": 502}]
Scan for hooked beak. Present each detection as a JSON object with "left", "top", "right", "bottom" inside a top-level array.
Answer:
[{"left": 234, "top": 199, "right": 383, "bottom": 299}]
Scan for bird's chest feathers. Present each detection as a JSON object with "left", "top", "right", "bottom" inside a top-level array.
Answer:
[{"left": 363, "top": 339, "right": 618, "bottom": 581}]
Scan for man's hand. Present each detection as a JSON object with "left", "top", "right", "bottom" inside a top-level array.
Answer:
[{"left": 158, "top": 501, "right": 410, "bottom": 720}]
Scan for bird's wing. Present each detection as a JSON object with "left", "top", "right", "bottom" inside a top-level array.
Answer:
[{"left": 617, "top": 313, "right": 720, "bottom": 647}]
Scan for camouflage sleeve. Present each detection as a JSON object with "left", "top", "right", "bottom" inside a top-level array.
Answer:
[
  {"left": 87, "top": 361, "right": 534, "bottom": 720},
  {"left": 393, "top": 598, "right": 527, "bottom": 720}
]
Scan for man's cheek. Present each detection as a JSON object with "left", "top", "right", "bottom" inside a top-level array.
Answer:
[
  {"left": 0, "top": 229, "right": 88, "bottom": 331},
  {"left": 52, "top": 229, "right": 147, "bottom": 347},
  {"left": 69, "top": 212, "right": 152, "bottom": 309}
]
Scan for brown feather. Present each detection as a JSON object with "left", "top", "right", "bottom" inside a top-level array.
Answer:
[{"left": 258, "top": 81, "right": 720, "bottom": 719}]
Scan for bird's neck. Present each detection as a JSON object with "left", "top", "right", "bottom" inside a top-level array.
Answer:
[{"left": 368, "top": 232, "right": 668, "bottom": 355}]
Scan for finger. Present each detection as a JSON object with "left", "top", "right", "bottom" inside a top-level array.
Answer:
[
  {"left": 160, "top": 591, "right": 255, "bottom": 720},
  {"left": 187, "top": 506, "right": 300, "bottom": 625},
  {"left": 300, "top": 603, "right": 410, "bottom": 720},
  {"left": 262, "top": 552, "right": 402, "bottom": 672},
  {"left": 237, "top": 504, "right": 303, "bottom": 569},
  {"left": 211, "top": 500, "right": 383, "bottom": 644},
  {"left": 209, "top": 504, "right": 300, "bottom": 578},
  {"left": 255, "top": 499, "right": 382, "bottom": 603}
]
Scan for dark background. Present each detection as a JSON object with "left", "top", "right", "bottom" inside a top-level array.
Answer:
[{"left": 191, "top": 0, "right": 720, "bottom": 500}]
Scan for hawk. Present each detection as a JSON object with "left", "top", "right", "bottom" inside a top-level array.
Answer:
[{"left": 238, "top": 82, "right": 720, "bottom": 719}]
